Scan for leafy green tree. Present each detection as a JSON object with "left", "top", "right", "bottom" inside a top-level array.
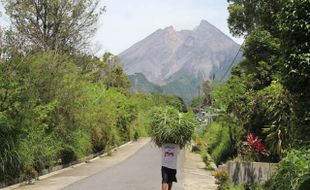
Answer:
[
  {"left": 259, "top": 82, "right": 294, "bottom": 159},
  {"left": 227, "top": 0, "right": 281, "bottom": 37},
  {"left": 212, "top": 77, "right": 246, "bottom": 113},
  {"left": 0, "top": 57, "right": 24, "bottom": 181},
  {"left": 2, "top": 0, "right": 105, "bottom": 52},
  {"left": 151, "top": 93, "right": 187, "bottom": 113},
  {"left": 277, "top": 0, "right": 310, "bottom": 93},
  {"left": 191, "top": 96, "right": 206, "bottom": 111},
  {"left": 104, "top": 63, "right": 130, "bottom": 90},
  {"left": 224, "top": 0, "right": 310, "bottom": 160}
]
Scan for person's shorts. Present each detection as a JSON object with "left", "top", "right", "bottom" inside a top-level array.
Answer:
[{"left": 161, "top": 166, "right": 177, "bottom": 183}]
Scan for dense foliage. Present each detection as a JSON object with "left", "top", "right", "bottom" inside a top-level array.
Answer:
[
  {"left": 197, "top": 122, "right": 236, "bottom": 165},
  {"left": 2, "top": 0, "right": 105, "bottom": 53},
  {"left": 0, "top": 1, "right": 189, "bottom": 186},
  {"left": 264, "top": 149, "right": 310, "bottom": 190},
  {"left": 199, "top": 0, "right": 310, "bottom": 164},
  {"left": 0, "top": 49, "right": 186, "bottom": 184},
  {"left": 192, "top": 4, "right": 309, "bottom": 188}
]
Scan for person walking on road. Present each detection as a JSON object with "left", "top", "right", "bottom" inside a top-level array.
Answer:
[{"left": 160, "top": 143, "right": 181, "bottom": 190}]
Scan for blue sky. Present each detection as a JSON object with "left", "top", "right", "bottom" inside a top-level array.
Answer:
[{"left": 0, "top": 0, "right": 244, "bottom": 55}]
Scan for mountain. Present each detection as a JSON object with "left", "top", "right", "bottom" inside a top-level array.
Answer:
[
  {"left": 128, "top": 73, "right": 162, "bottom": 93},
  {"left": 119, "top": 20, "right": 242, "bottom": 101}
]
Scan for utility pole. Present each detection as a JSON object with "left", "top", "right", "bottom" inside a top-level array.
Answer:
[{"left": 211, "top": 74, "right": 215, "bottom": 108}]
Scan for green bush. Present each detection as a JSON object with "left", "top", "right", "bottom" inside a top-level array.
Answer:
[
  {"left": 211, "top": 137, "right": 231, "bottom": 165},
  {"left": 298, "top": 173, "right": 310, "bottom": 190},
  {"left": 59, "top": 146, "right": 77, "bottom": 165},
  {"left": 221, "top": 184, "right": 244, "bottom": 190},
  {"left": 91, "top": 127, "right": 105, "bottom": 153},
  {"left": 133, "top": 129, "right": 139, "bottom": 141},
  {"left": 220, "top": 183, "right": 263, "bottom": 190},
  {"left": 202, "top": 122, "right": 234, "bottom": 165},
  {"left": 213, "top": 169, "right": 229, "bottom": 185},
  {"left": 264, "top": 149, "right": 310, "bottom": 190}
]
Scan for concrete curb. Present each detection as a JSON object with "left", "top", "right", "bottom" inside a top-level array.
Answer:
[{"left": 0, "top": 141, "right": 133, "bottom": 190}]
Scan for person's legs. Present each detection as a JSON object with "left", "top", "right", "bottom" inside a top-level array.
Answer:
[
  {"left": 162, "top": 167, "right": 176, "bottom": 190},
  {"left": 162, "top": 167, "right": 169, "bottom": 190},
  {"left": 162, "top": 183, "right": 169, "bottom": 190},
  {"left": 168, "top": 182, "right": 173, "bottom": 190}
]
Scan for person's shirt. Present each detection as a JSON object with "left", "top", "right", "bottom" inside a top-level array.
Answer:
[{"left": 161, "top": 143, "right": 180, "bottom": 170}]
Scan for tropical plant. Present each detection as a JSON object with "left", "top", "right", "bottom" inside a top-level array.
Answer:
[
  {"left": 264, "top": 149, "right": 310, "bottom": 190},
  {"left": 241, "top": 133, "right": 268, "bottom": 161}
]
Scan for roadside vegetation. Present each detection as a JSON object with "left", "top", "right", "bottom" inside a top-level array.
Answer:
[
  {"left": 193, "top": 0, "right": 309, "bottom": 189},
  {"left": 0, "top": 0, "right": 188, "bottom": 186}
]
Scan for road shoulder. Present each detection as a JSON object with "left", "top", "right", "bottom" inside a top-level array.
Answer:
[
  {"left": 7, "top": 138, "right": 150, "bottom": 190},
  {"left": 183, "top": 149, "right": 217, "bottom": 190}
]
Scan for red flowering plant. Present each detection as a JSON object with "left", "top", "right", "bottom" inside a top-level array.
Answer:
[{"left": 241, "top": 133, "right": 269, "bottom": 161}]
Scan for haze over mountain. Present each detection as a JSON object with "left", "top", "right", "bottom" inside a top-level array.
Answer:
[{"left": 119, "top": 20, "right": 242, "bottom": 101}]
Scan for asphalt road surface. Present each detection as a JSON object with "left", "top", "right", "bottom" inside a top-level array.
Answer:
[{"left": 64, "top": 143, "right": 184, "bottom": 190}]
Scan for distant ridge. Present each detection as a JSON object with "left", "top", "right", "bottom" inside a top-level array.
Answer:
[{"left": 119, "top": 20, "right": 242, "bottom": 101}]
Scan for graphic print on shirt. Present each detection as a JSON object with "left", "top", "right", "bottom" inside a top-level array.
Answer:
[
  {"left": 162, "top": 144, "right": 179, "bottom": 169},
  {"left": 164, "top": 148, "right": 175, "bottom": 157}
]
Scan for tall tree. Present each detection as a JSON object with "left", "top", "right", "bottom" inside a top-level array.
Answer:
[
  {"left": 277, "top": 0, "right": 310, "bottom": 93},
  {"left": 227, "top": 0, "right": 281, "bottom": 37},
  {"left": 2, "top": 0, "right": 105, "bottom": 53},
  {"left": 225, "top": 0, "right": 310, "bottom": 157}
]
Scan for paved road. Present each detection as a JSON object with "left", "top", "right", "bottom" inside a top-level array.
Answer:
[{"left": 64, "top": 143, "right": 184, "bottom": 190}]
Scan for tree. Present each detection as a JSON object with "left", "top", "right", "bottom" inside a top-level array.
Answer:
[
  {"left": 227, "top": 0, "right": 281, "bottom": 37},
  {"left": 277, "top": 0, "right": 310, "bottom": 94},
  {"left": 2, "top": 0, "right": 105, "bottom": 53},
  {"left": 224, "top": 0, "right": 310, "bottom": 160},
  {"left": 99, "top": 53, "right": 130, "bottom": 90},
  {"left": 202, "top": 80, "right": 212, "bottom": 96}
]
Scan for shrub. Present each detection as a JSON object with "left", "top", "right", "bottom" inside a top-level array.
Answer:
[
  {"left": 203, "top": 122, "right": 233, "bottom": 165},
  {"left": 264, "top": 149, "right": 310, "bottom": 190},
  {"left": 211, "top": 140, "right": 231, "bottom": 165},
  {"left": 298, "top": 173, "right": 310, "bottom": 190},
  {"left": 221, "top": 184, "right": 244, "bottom": 190},
  {"left": 220, "top": 183, "right": 263, "bottom": 190},
  {"left": 91, "top": 127, "right": 105, "bottom": 153},
  {"left": 241, "top": 133, "right": 268, "bottom": 161},
  {"left": 133, "top": 129, "right": 139, "bottom": 141},
  {"left": 24, "top": 165, "right": 37, "bottom": 183},
  {"left": 213, "top": 169, "right": 229, "bottom": 185},
  {"left": 59, "top": 146, "right": 77, "bottom": 165}
]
